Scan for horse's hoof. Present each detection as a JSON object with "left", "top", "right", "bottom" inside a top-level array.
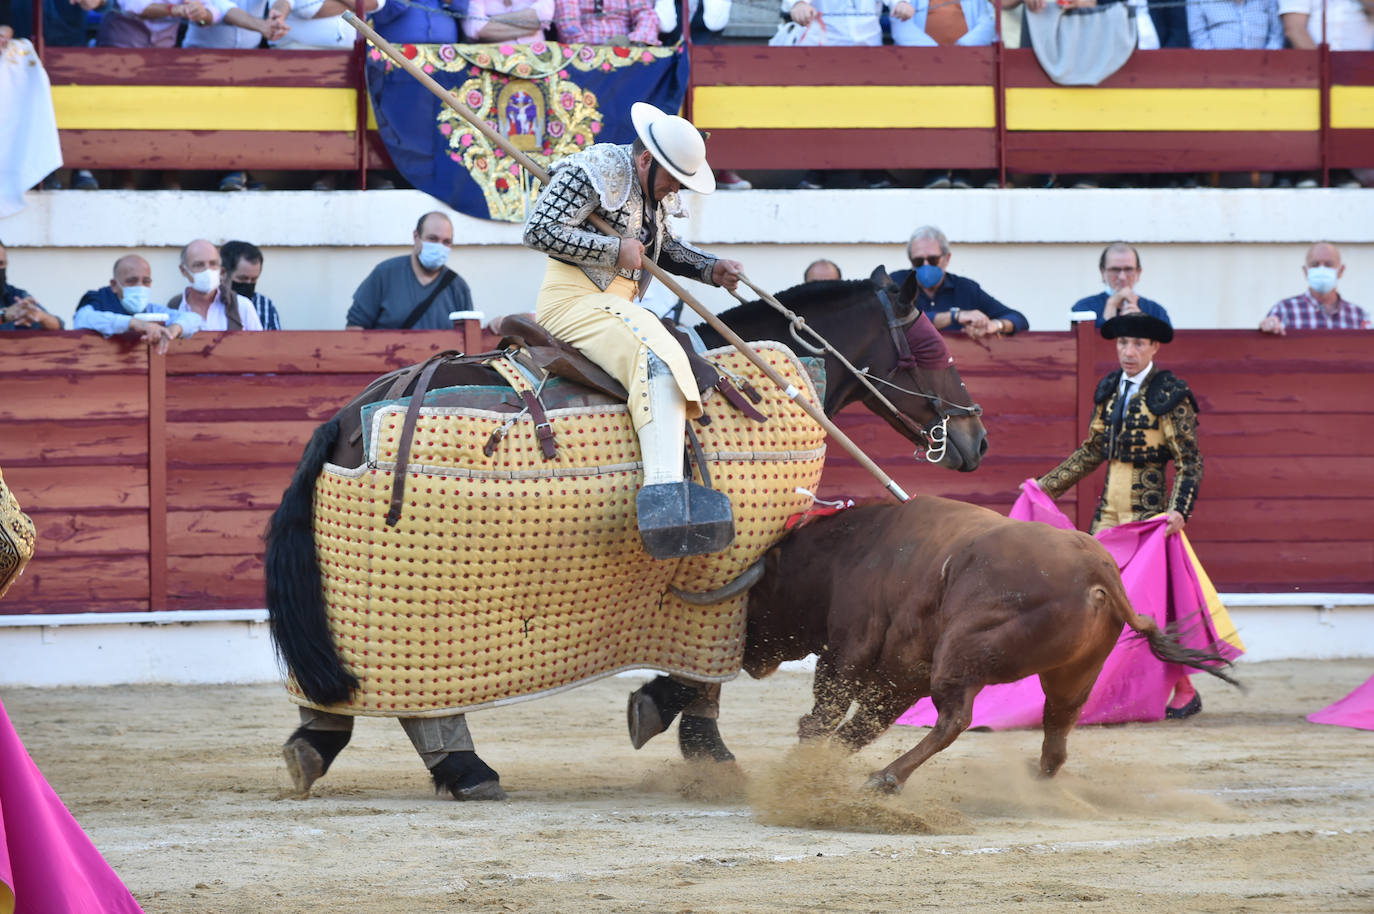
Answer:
[
  {"left": 452, "top": 779, "right": 508, "bottom": 802},
  {"left": 628, "top": 686, "right": 668, "bottom": 750},
  {"left": 282, "top": 737, "right": 324, "bottom": 798},
  {"left": 863, "top": 772, "right": 902, "bottom": 795}
]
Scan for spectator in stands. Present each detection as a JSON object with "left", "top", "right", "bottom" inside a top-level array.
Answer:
[
  {"left": 553, "top": 0, "right": 659, "bottom": 43},
  {"left": 6, "top": 0, "right": 102, "bottom": 49},
  {"left": 1259, "top": 242, "right": 1369, "bottom": 334},
  {"left": 1187, "top": 0, "right": 1281, "bottom": 48},
  {"left": 891, "top": 0, "right": 996, "bottom": 46},
  {"left": 272, "top": 0, "right": 384, "bottom": 49},
  {"left": 186, "top": 0, "right": 291, "bottom": 45},
  {"left": 1279, "top": 0, "right": 1373, "bottom": 49},
  {"left": 346, "top": 212, "right": 475, "bottom": 330},
  {"left": 373, "top": 0, "right": 466, "bottom": 42},
  {"left": 1071, "top": 242, "right": 1172, "bottom": 327},
  {"left": 890, "top": 225, "right": 1028, "bottom": 340},
  {"left": 96, "top": 0, "right": 210, "bottom": 48},
  {"left": 221, "top": 240, "right": 282, "bottom": 330},
  {"left": 463, "top": 0, "right": 553, "bottom": 41},
  {"left": 0, "top": 241, "right": 64, "bottom": 331},
  {"left": 73, "top": 254, "right": 202, "bottom": 354},
  {"left": 1146, "top": 0, "right": 1189, "bottom": 46},
  {"left": 170, "top": 239, "right": 264, "bottom": 331},
  {"left": 803, "top": 259, "right": 841, "bottom": 283}
]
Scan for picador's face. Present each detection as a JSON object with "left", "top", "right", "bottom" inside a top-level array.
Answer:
[{"left": 636, "top": 149, "right": 682, "bottom": 203}]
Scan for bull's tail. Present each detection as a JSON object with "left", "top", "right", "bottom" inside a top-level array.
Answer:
[
  {"left": 1094, "top": 580, "right": 1241, "bottom": 688},
  {"left": 265, "top": 417, "right": 360, "bottom": 706}
]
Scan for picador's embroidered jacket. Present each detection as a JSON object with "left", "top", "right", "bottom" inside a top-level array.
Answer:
[
  {"left": 1038, "top": 368, "right": 1202, "bottom": 532},
  {"left": 522, "top": 144, "right": 717, "bottom": 292}
]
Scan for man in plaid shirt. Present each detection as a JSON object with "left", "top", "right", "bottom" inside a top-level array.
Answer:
[
  {"left": 1260, "top": 242, "right": 1369, "bottom": 334},
  {"left": 553, "top": 0, "right": 660, "bottom": 43}
]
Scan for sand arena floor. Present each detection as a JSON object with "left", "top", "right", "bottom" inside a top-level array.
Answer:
[{"left": 6, "top": 658, "right": 1373, "bottom": 913}]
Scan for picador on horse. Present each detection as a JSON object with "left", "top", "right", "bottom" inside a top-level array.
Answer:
[{"left": 266, "top": 102, "right": 988, "bottom": 802}]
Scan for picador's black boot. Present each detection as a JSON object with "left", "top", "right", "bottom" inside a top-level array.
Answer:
[
  {"left": 627, "top": 675, "right": 699, "bottom": 749},
  {"left": 430, "top": 751, "right": 507, "bottom": 801},
  {"left": 678, "top": 715, "right": 735, "bottom": 763},
  {"left": 282, "top": 726, "right": 352, "bottom": 797}
]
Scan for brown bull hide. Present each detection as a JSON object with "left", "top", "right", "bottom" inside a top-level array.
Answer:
[{"left": 742, "top": 496, "right": 1234, "bottom": 793}]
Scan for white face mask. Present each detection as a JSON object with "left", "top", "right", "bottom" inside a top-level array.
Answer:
[
  {"left": 1306, "top": 265, "right": 1338, "bottom": 295},
  {"left": 119, "top": 284, "right": 151, "bottom": 314},
  {"left": 187, "top": 268, "right": 218, "bottom": 295}
]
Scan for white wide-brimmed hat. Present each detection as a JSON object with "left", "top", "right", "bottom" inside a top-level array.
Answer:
[{"left": 630, "top": 102, "right": 715, "bottom": 195}]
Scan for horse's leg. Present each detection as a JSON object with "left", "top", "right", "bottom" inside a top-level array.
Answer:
[
  {"left": 1036, "top": 654, "right": 1107, "bottom": 778},
  {"left": 798, "top": 653, "right": 850, "bottom": 741},
  {"left": 863, "top": 680, "right": 979, "bottom": 794},
  {"left": 627, "top": 675, "right": 700, "bottom": 749},
  {"left": 400, "top": 714, "right": 506, "bottom": 801},
  {"left": 283, "top": 707, "right": 354, "bottom": 798},
  {"left": 678, "top": 682, "right": 736, "bottom": 763}
]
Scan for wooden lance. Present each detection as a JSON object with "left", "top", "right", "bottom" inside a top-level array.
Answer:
[{"left": 342, "top": 12, "right": 910, "bottom": 502}]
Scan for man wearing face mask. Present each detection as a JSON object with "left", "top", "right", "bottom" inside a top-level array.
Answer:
[
  {"left": 73, "top": 254, "right": 203, "bottom": 354},
  {"left": 221, "top": 240, "right": 282, "bottom": 331},
  {"left": 888, "top": 225, "right": 1028, "bottom": 339},
  {"left": 0, "top": 241, "right": 64, "bottom": 332},
  {"left": 1259, "top": 242, "right": 1369, "bottom": 335},
  {"left": 346, "top": 212, "right": 474, "bottom": 330},
  {"left": 170, "top": 239, "right": 264, "bottom": 332},
  {"left": 1071, "top": 242, "right": 1173, "bottom": 329}
]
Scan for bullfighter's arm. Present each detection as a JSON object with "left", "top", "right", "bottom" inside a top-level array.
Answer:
[
  {"left": 1160, "top": 398, "right": 1203, "bottom": 520},
  {"left": 656, "top": 233, "right": 718, "bottom": 286},
  {"left": 522, "top": 167, "right": 621, "bottom": 270},
  {"left": 1037, "top": 406, "right": 1108, "bottom": 500}
]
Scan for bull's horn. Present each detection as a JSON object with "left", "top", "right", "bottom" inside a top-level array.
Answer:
[{"left": 669, "top": 559, "right": 766, "bottom": 605}]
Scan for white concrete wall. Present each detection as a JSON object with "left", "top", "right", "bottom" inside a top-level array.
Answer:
[
  {"left": 0, "top": 601, "right": 1369, "bottom": 687},
  {"left": 3, "top": 187, "right": 1371, "bottom": 334}
]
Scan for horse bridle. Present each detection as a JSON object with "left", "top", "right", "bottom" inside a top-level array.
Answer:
[{"left": 759, "top": 284, "right": 982, "bottom": 463}]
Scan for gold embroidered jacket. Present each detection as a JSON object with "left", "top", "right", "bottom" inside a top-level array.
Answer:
[{"left": 1038, "top": 368, "right": 1202, "bottom": 532}]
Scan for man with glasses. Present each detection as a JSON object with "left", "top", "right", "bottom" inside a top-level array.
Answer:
[
  {"left": 890, "top": 225, "right": 1028, "bottom": 340},
  {"left": 346, "top": 211, "right": 474, "bottom": 330},
  {"left": 1072, "top": 242, "right": 1172, "bottom": 328}
]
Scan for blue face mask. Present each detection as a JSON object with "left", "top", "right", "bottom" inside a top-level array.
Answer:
[
  {"left": 915, "top": 264, "right": 944, "bottom": 289},
  {"left": 417, "top": 242, "right": 449, "bottom": 272},
  {"left": 120, "top": 285, "right": 151, "bottom": 313}
]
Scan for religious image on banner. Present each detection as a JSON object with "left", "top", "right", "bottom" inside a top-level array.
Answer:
[{"left": 366, "top": 41, "right": 690, "bottom": 223}]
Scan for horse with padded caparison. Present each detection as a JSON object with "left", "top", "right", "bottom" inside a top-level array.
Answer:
[{"left": 265, "top": 266, "right": 987, "bottom": 799}]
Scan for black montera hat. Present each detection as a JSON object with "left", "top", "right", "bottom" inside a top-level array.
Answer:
[{"left": 1101, "top": 313, "right": 1174, "bottom": 343}]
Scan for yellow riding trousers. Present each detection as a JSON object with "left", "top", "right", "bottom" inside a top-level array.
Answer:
[{"left": 535, "top": 258, "right": 702, "bottom": 430}]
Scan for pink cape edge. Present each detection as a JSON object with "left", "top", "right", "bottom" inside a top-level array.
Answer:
[
  {"left": 1307, "top": 674, "right": 1374, "bottom": 731},
  {"left": 896, "top": 480, "right": 1244, "bottom": 731},
  {"left": 0, "top": 698, "right": 144, "bottom": 914}
]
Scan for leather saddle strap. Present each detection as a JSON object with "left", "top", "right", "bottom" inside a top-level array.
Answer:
[
  {"left": 714, "top": 377, "right": 767, "bottom": 423},
  {"left": 520, "top": 390, "right": 558, "bottom": 460},
  {"left": 385, "top": 354, "right": 450, "bottom": 528},
  {"left": 684, "top": 422, "right": 714, "bottom": 490}
]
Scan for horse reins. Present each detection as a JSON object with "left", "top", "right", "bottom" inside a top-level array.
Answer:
[{"left": 730, "top": 276, "right": 982, "bottom": 463}]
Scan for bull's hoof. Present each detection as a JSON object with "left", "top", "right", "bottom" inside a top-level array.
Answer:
[
  {"left": 863, "top": 771, "right": 902, "bottom": 795},
  {"left": 282, "top": 737, "right": 325, "bottom": 798},
  {"left": 679, "top": 715, "right": 735, "bottom": 763},
  {"left": 628, "top": 686, "right": 669, "bottom": 750},
  {"left": 432, "top": 750, "right": 507, "bottom": 802}
]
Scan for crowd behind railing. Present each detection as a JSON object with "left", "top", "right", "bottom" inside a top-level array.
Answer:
[
  {"left": 2, "top": 216, "right": 1367, "bottom": 347},
  {"left": 2, "top": 0, "right": 1373, "bottom": 191}
]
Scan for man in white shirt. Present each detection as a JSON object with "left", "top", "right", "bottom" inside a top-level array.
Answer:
[
  {"left": 170, "top": 239, "right": 264, "bottom": 332},
  {"left": 1279, "top": 0, "right": 1374, "bottom": 48}
]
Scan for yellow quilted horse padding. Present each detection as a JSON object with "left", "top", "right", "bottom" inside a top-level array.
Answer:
[{"left": 292, "top": 343, "right": 826, "bottom": 717}]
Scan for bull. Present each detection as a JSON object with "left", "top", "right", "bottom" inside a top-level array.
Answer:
[{"left": 741, "top": 496, "right": 1238, "bottom": 792}]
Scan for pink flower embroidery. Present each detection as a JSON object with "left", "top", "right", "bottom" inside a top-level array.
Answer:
[{"left": 440, "top": 122, "right": 454, "bottom": 136}]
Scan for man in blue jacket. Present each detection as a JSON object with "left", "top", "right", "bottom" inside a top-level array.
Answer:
[
  {"left": 73, "top": 254, "right": 202, "bottom": 354},
  {"left": 890, "top": 225, "right": 1029, "bottom": 340},
  {"left": 1072, "top": 242, "right": 1173, "bottom": 328}
]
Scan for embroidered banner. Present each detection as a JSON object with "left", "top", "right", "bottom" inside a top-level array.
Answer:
[{"left": 366, "top": 41, "right": 689, "bottom": 223}]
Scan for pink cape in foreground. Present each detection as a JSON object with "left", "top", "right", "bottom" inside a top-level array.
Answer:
[
  {"left": 896, "top": 480, "right": 1245, "bottom": 731},
  {"left": 1307, "top": 675, "right": 1374, "bottom": 731},
  {"left": 0, "top": 698, "right": 144, "bottom": 914}
]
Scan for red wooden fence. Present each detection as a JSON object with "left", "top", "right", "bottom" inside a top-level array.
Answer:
[{"left": 1, "top": 325, "right": 1369, "bottom": 618}]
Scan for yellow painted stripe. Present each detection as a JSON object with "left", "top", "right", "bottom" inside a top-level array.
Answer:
[
  {"left": 1006, "top": 87, "right": 1319, "bottom": 132},
  {"left": 693, "top": 85, "right": 995, "bottom": 130},
  {"left": 1331, "top": 85, "right": 1374, "bottom": 129},
  {"left": 52, "top": 85, "right": 359, "bottom": 132}
]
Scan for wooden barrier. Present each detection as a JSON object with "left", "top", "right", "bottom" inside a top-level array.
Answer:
[
  {"left": 1, "top": 325, "right": 1370, "bottom": 617},
  {"left": 38, "top": 43, "right": 1374, "bottom": 181}
]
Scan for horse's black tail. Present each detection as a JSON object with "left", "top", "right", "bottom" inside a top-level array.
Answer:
[{"left": 265, "top": 417, "right": 359, "bottom": 706}]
